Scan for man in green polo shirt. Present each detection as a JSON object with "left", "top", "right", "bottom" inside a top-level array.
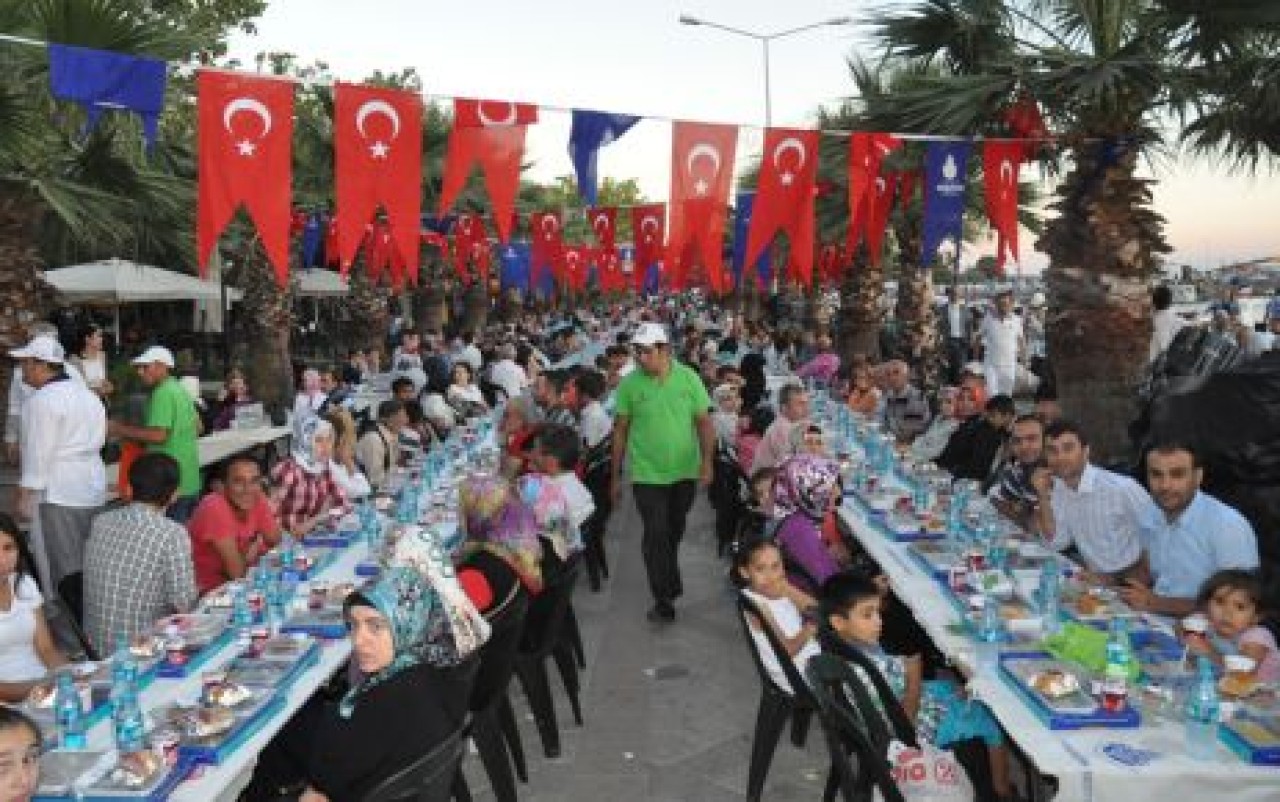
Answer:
[
  {"left": 109, "top": 346, "right": 201, "bottom": 521},
  {"left": 610, "top": 322, "right": 715, "bottom": 623}
]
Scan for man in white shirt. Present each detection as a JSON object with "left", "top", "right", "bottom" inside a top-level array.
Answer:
[
  {"left": 1031, "top": 419, "right": 1150, "bottom": 578},
  {"left": 1149, "top": 286, "right": 1184, "bottom": 363},
  {"left": 487, "top": 342, "right": 527, "bottom": 402},
  {"left": 979, "top": 291, "right": 1024, "bottom": 397},
  {"left": 5, "top": 322, "right": 83, "bottom": 465},
  {"left": 455, "top": 331, "right": 483, "bottom": 373},
  {"left": 11, "top": 335, "right": 106, "bottom": 597}
]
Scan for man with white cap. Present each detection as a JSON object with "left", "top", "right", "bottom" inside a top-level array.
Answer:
[
  {"left": 4, "top": 321, "right": 82, "bottom": 465},
  {"left": 11, "top": 334, "right": 106, "bottom": 598},
  {"left": 610, "top": 321, "right": 715, "bottom": 624},
  {"left": 108, "top": 346, "right": 202, "bottom": 522}
]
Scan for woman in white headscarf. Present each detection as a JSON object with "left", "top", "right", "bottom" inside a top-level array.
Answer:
[
  {"left": 270, "top": 415, "right": 350, "bottom": 534},
  {"left": 293, "top": 368, "right": 326, "bottom": 422}
]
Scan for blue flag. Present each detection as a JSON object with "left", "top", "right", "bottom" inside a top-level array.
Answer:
[
  {"left": 47, "top": 44, "right": 168, "bottom": 147},
  {"left": 922, "top": 141, "right": 971, "bottom": 265},
  {"left": 568, "top": 110, "right": 640, "bottom": 205},
  {"left": 301, "top": 212, "right": 325, "bottom": 269},
  {"left": 642, "top": 263, "right": 662, "bottom": 295},
  {"left": 499, "top": 242, "right": 531, "bottom": 291},
  {"left": 731, "top": 193, "right": 772, "bottom": 288}
]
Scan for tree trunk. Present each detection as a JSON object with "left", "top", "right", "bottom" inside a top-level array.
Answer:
[
  {"left": 1039, "top": 142, "right": 1169, "bottom": 462},
  {"left": 344, "top": 263, "right": 388, "bottom": 354},
  {"left": 837, "top": 252, "right": 885, "bottom": 363},
  {"left": 413, "top": 262, "right": 449, "bottom": 334},
  {"left": 231, "top": 248, "right": 293, "bottom": 419},
  {"left": 0, "top": 193, "right": 52, "bottom": 443},
  {"left": 891, "top": 219, "right": 943, "bottom": 391},
  {"left": 460, "top": 280, "right": 488, "bottom": 334}
]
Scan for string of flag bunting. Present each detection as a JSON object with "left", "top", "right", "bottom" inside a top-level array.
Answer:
[{"left": 11, "top": 37, "right": 1053, "bottom": 294}]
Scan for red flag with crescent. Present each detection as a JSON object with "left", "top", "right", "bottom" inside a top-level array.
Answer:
[
  {"left": 588, "top": 206, "right": 617, "bottom": 258},
  {"left": 451, "top": 213, "right": 489, "bottom": 284},
  {"left": 529, "top": 210, "right": 563, "bottom": 286},
  {"left": 864, "top": 172, "right": 898, "bottom": 267},
  {"left": 197, "top": 70, "right": 294, "bottom": 285},
  {"left": 983, "top": 140, "right": 1023, "bottom": 272},
  {"left": 595, "top": 248, "right": 624, "bottom": 292},
  {"left": 846, "top": 132, "right": 901, "bottom": 256},
  {"left": 334, "top": 82, "right": 422, "bottom": 282},
  {"left": 668, "top": 121, "right": 737, "bottom": 293},
  {"left": 744, "top": 127, "right": 820, "bottom": 285},
  {"left": 630, "top": 203, "right": 665, "bottom": 291},
  {"left": 439, "top": 98, "right": 538, "bottom": 243},
  {"left": 560, "top": 245, "right": 589, "bottom": 291}
]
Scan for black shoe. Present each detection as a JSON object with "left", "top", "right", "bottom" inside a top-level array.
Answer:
[{"left": 646, "top": 602, "right": 676, "bottom": 624}]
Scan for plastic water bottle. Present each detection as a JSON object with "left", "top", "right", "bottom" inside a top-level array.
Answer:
[
  {"left": 1101, "top": 618, "right": 1134, "bottom": 711},
  {"left": 112, "top": 682, "right": 146, "bottom": 753},
  {"left": 278, "top": 531, "right": 296, "bottom": 572},
  {"left": 111, "top": 632, "right": 137, "bottom": 685},
  {"left": 1038, "top": 558, "right": 1062, "bottom": 635},
  {"left": 231, "top": 582, "right": 254, "bottom": 632},
  {"left": 54, "top": 671, "right": 87, "bottom": 749},
  {"left": 1185, "top": 656, "right": 1221, "bottom": 760}
]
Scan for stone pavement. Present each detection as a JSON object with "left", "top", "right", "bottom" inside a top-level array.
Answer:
[{"left": 458, "top": 487, "right": 832, "bottom": 801}]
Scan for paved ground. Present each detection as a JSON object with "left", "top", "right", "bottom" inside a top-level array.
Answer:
[{"left": 457, "top": 487, "right": 833, "bottom": 801}]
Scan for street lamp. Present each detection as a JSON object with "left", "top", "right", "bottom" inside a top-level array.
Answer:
[{"left": 678, "top": 14, "right": 853, "bottom": 126}]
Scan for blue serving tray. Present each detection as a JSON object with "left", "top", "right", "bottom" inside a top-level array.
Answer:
[
  {"left": 177, "top": 695, "right": 286, "bottom": 765},
  {"left": 154, "top": 630, "right": 234, "bottom": 679},
  {"left": 1219, "top": 713, "right": 1280, "bottom": 765},
  {"left": 301, "top": 529, "right": 358, "bottom": 549},
  {"left": 355, "top": 561, "right": 381, "bottom": 578},
  {"left": 35, "top": 755, "right": 194, "bottom": 802},
  {"left": 999, "top": 651, "right": 1141, "bottom": 730},
  {"left": 280, "top": 608, "right": 347, "bottom": 640}
]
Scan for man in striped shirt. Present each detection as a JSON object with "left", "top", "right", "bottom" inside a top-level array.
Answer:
[{"left": 1030, "top": 419, "right": 1150, "bottom": 579}]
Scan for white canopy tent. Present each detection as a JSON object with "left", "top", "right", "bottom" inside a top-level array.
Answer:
[
  {"left": 294, "top": 269, "right": 349, "bottom": 297},
  {"left": 42, "top": 258, "right": 242, "bottom": 303}
]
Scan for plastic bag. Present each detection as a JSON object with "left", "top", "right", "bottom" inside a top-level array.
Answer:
[{"left": 876, "top": 740, "right": 975, "bottom": 802}]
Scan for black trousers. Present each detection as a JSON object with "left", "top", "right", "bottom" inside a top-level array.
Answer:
[
  {"left": 945, "top": 337, "right": 970, "bottom": 385},
  {"left": 632, "top": 480, "right": 697, "bottom": 605}
]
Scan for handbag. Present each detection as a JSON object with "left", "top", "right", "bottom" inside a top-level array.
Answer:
[{"left": 878, "top": 739, "right": 975, "bottom": 802}]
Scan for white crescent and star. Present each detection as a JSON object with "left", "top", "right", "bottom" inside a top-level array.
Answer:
[
  {"left": 640, "top": 215, "right": 660, "bottom": 244},
  {"left": 476, "top": 101, "right": 518, "bottom": 127},
  {"left": 772, "top": 136, "right": 807, "bottom": 187},
  {"left": 223, "top": 97, "right": 272, "bottom": 157},
  {"left": 540, "top": 215, "right": 559, "bottom": 241},
  {"left": 686, "top": 143, "right": 722, "bottom": 196},
  {"left": 999, "top": 159, "right": 1015, "bottom": 190},
  {"left": 593, "top": 213, "right": 611, "bottom": 234},
  {"left": 355, "top": 99, "right": 401, "bottom": 160}
]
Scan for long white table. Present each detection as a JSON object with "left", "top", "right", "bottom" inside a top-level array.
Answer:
[
  {"left": 105, "top": 425, "right": 293, "bottom": 491},
  {"left": 61, "top": 540, "right": 365, "bottom": 801},
  {"left": 837, "top": 499, "right": 1280, "bottom": 801}
]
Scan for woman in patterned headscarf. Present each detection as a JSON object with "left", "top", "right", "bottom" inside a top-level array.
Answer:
[
  {"left": 244, "top": 562, "right": 485, "bottom": 802},
  {"left": 270, "top": 415, "right": 349, "bottom": 534},
  {"left": 772, "top": 454, "right": 846, "bottom": 593},
  {"left": 456, "top": 473, "right": 543, "bottom": 616}
]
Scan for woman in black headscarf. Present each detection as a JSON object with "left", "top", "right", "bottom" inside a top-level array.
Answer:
[{"left": 739, "top": 352, "right": 768, "bottom": 415}]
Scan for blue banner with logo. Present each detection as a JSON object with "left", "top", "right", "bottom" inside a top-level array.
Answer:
[{"left": 922, "top": 141, "right": 971, "bottom": 265}]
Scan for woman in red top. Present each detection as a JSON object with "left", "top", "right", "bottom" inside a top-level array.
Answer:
[{"left": 270, "top": 416, "right": 349, "bottom": 535}]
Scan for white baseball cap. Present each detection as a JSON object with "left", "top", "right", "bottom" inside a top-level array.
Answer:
[
  {"left": 9, "top": 335, "right": 65, "bottom": 364},
  {"left": 132, "top": 345, "right": 175, "bottom": 368},
  {"left": 632, "top": 322, "right": 669, "bottom": 347},
  {"left": 1030, "top": 292, "right": 1047, "bottom": 308}
]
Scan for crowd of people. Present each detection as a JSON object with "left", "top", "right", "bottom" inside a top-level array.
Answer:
[{"left": 0, "top": 287, "right": 1276, "bottom": 801}]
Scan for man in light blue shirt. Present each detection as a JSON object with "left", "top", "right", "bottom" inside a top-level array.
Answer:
[{"left": 1121, "top": 440, "right": 1259, "bottom": 615}]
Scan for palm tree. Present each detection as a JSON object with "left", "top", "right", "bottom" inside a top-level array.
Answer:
[{"left": 864, "top": 0, "right": 1280, "bottom": 458}]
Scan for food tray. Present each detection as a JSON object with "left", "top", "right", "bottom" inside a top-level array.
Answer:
[
  {"left": 301, "top": 527, "right": 358, "bottom": 548},
  {"left": 1130, "top": 628, "right": 1185, "bottom": 665},
  {"left": 225, "top": 636, "right": 321, "bottom": 691},
  {"left": 354, "top": 560, "right": 381, "bottom": 578},
  {"left": 1061, "top": 586, "right": 1136, "bottom": 625},
  {"left": 162, "top": 689, "right": 285, "bottom": 765},
  {"left": 881, "top": 513, "right": 948, "bottom": 542},
  {"left": 22, "top": 664, "right": 157, "bottom": 731},
  {"left": 278, "top": 545, "right": 338, "bottom": 582},
  {"left": 1000, "top": 652, "right": 1141, "bottom": 730},
  {"left": 154, "top": 629, "right": 235, "bottom": 679},
  {"left": 1220, "top": 712, "right": 1280, "bottom": 765},
  {"left": 280, "top": 607, "right": 347, "bottom": 639},
  {"left": 152, "top": 613, "right": 227, "bottom": 645},
  {"left": 908, "top": 542, "right": 963, "bottom": 579},
  {"left": 35, "top": 751, "right": 192, "bottom": 802}
]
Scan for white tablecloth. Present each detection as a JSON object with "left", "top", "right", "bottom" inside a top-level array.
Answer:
[
  {"left": 105, "top": 426, "right": 292, "bottom": 492},
  {"left": 837, "top": 500, "right": 1280, "bottom": 801}
]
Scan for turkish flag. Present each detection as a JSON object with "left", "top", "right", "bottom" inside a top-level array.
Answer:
[
  {"left": 334, "top": 83, "right": 422, "bottom": 282},
  {"left": 984, "top": 140, "right": 1023, "bottom": 272},
  {"left": 452, "top": 213, "right": 489, "bottom": 284},
  {"left": 324, "top": 215, "right": 340, "bottom": 267},
  {"left": 587, "top": 207, "right": 617, "bottom": 257},
  {"left": 818, "top": 243, "right": 845, "bottom": 285},
  {"left": 595, "top": 248, "right": 624, "bottom": 292},
  {"left": 630, "top": 203, "right": 665, "bottom": 291},
  {"left": 560, "top": 245, "right": 589, "bottom": 291},
  {"left": 668, "top": 121, "right": 737, "bottom": 293},
  {"left": 529, "top": 211, "right": 563, "bottom": 288},
  {"left": 846, "top": 132, "right": 901, "bottom": 256},
  {"left": 366, "top": 221, "right": 408, "bottom": 288},
  {"left": 197, "top": 70, "right": 294, "bottom": 286},
  {"left": 864, "top": 172, "right": 898, "bottom": 266},
  {"left": 438, "top": 98, "right": 537, "bottom": 243},
  {"left": 744, "top": 127, "right": 820, "bottom": 286}
]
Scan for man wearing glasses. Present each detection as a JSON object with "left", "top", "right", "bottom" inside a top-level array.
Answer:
[{"left": 611, "top": 323, "right": 715, "bottom": 624}]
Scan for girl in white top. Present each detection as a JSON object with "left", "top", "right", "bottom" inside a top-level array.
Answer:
[
  {"left": 734, "top": 537, "right": 821, "bottom": 694},
  {"left": 68, "top": 324, "right": 111, "bottom": 401},
  {"left": 323, "top": 408, "right": 372, "bottom": 500},
  {"left": 446, "top": 362, "right": 488, "bottom": 414},
  {"left": 0, "top": 515, "right": 66, "bottom": 703}
]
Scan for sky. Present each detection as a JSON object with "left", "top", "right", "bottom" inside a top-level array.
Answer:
[{"left": 227, "top": 0, "right": 1280, "bottom": 272}]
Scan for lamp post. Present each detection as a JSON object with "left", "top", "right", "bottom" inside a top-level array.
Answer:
[{"left": 678, "top": 14, "right": 852, "bottom": 127}]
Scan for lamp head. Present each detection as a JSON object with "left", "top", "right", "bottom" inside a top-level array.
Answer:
[{"left": 679, "top": 14, "right": 702, "bottom": 25}]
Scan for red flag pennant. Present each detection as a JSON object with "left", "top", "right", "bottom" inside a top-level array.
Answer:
[
  {"left": 983, "top": 140, "right": 1023, "bottom": 272},
  {"left": 560, "top": 245, "right": 589, "bottom": 291},
  {"left": 452, "top": 213, "right": 489, "bottom": 284},
  {"left": 1004, "top": 92, "right": 1047, "bottom": 142},
  {"left": 197, "top": 70, "right": 294, "bottom": 286},
  {"left": 324, "top": 215, "right": 340, "bottom": 267},
  {"left": 529, "top": 210, "right": 563, "bottom": 286},
  {"left": 594, "top": 248, "right": 624, "bottom": 292},
  {"left": 846, "top": 132, "right": 902, "bottom": 256},
  {"left": 587, "top": 206, "right": 617, "bottom": 257},
  {"left": 334, "top": 83, "right": 422, "bottom": 282},
  {"left": 438, "top": 98, "right": 534, "bottom": 243},
  {"left": 668, "top": 121, "right": 737, "bottom": 294},
  {"left": 865, "top": 172, "right": 898, "bottom": 267},
  {"left": 744, "top": 127, "right": 820, "bottom": 286},
  {"left": 630, "top": 203, "right": 665, "bottom": 292}
]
